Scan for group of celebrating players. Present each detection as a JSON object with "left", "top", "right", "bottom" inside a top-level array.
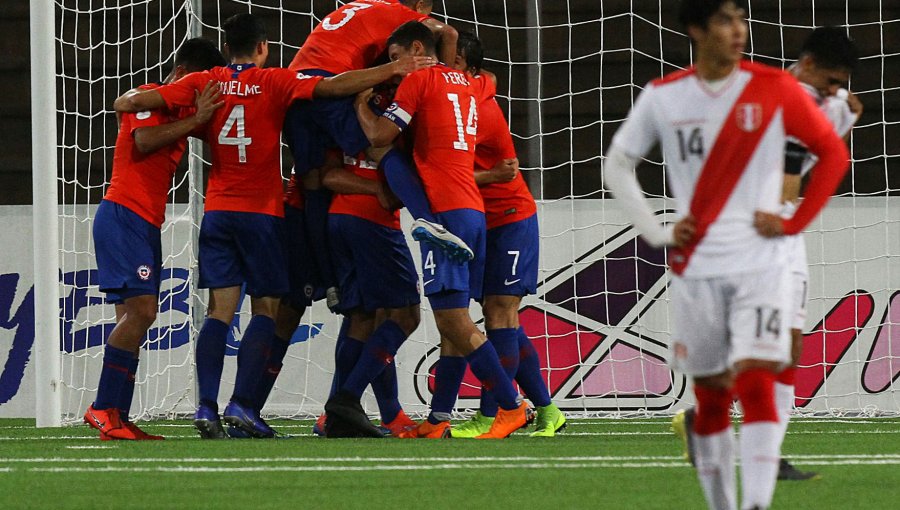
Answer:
[
  {"left": 83, "top": 0, "right": 861, "bottom": 507},
  {"left": 84, "top": 0, "right": 563, "bottom": 444}
]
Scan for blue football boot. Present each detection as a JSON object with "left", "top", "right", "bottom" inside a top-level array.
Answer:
[
  {"left": 223, "top": 400, "right": 275, "bottom": 439},
  {"left": 193, "top": 403, "right": 227, "bottom": 439}
]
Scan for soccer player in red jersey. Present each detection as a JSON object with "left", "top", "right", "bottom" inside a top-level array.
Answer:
[
  {"left": 84, "top": 38, "right": 226, "bottom": 441},
  {"left": 604, "top": 1, "right": 849, "bottom": 508},
  {"left": 438, "top": 32, "right": 566, "bottom": 439},
  {"left": 115, "top": 13, "right": 434, "bottom": 439},
  {"left": 353, "top": 21, "right": 529, "bottom": 439},
  {"left": 283, "top": 0, "right": 459, "bottom": 313},
  {"left": 319, "top": 147, "right": 421, "bottom": 437}
]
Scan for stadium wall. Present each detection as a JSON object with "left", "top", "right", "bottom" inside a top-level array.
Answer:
[{"left": 1, "top": 198, "right": 898, "bottom": 419}]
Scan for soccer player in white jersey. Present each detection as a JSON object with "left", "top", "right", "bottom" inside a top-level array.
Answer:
[
  {"left": 673, "top": 25, "right": 862, "bottom": 483},
  {"left": 603, "top": 1, "right": 850, "bottom": 509}
]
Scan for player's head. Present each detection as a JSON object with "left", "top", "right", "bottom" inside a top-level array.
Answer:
[
  {"left": 794, "top": 27, "right": 858, "bottom": 97},
  {"left": 171, "top": 38, "right": 226, "bottom": 80},
  {"left": 400, "top": 0, "right": 433, "bottom": 16},
  {"left": 679, "top": 0, "right": 747, "bottom": 66},
  {"left": 453, "top": 30, "right": 483, "bottom": 75},
  {"left": 387, "top": 21, "right": 437, "bottom": 63},
  {"left": 222, "top": 13, "right": 268, "bottom": 64}
]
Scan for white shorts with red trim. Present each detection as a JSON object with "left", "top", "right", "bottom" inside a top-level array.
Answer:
[{"left": 669, "top": 263, "right": 792, "bottom": 377}]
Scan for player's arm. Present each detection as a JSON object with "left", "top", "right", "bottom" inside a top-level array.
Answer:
[
  {"left": 354, "top": 89, "right": 402, "bottom": 147},
  {"left": 114, "top": 88, "right": 167, "bottom": 113},
  {"left": 475, "top": 158, "right": 518, "bottom": 186},
  {"left": 313, "top": 56, "right": 435, "bottom": 98},
  {"left": 322, "top": 164, "right": 401, "bottom": 211},
  {"left": 603, "top": 147, "right": 682, "bottom": 247},
  {"left": 114, "top": 75, "right": 211, "bottom": 113},
  {"left": 421, "top": 17, "right": 458, "bottom": 67},
  {"left": 756, "top": 77, "right": 850, "bottom": 237},
  {"left": 133, "top": 82, "right": 223, "bottom": 154}
]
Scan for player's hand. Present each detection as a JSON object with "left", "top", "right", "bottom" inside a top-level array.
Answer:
[
  {"left": 845, "top": 90, "right": 863, "bottom": 118},
  {"left": 376, "top": 182, "right": 402, "bottom": 211},
  {"left": 194, "top": 81, "right": 224, "bottom": 124},
  {"left": 672, "top": 215, "right": 696, "bottom": 248},
  {"left": 490, "top": 158, "right": 519, "bottom": 183},
  {"left": 355, "top": 88, "right": 374, "bottom": 109},
  {"left": 753, "top": 210, "right": 784, "bottom": 238},
  {"left": 391, "top": 55, "right": 436, "bottom": 76}
]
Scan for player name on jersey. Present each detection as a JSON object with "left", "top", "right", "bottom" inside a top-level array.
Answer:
[{"left": 219, "top": 81, "right": 262, "bottom": 96}]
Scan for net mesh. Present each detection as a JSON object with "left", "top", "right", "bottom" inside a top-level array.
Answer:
[{"left": 52, "top": 0, "right": 900, "bottom": 423}]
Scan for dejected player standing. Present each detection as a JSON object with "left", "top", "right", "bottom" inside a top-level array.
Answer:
[
  {"left": 84, "top": 38, "right": 226, "bottom": 442},
  {"left": 353, "top": 21, "right": 529, "bottom": 439},
  {"left": 603, "top": 1, "right": 849, "bottom": 508},
  {"left": 114, "top": 13, "right": 434, "bottom": 439}
]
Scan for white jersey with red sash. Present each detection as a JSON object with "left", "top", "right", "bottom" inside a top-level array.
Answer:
[{"left": 610, "top": 61, "right": 838, "bottom": 278}]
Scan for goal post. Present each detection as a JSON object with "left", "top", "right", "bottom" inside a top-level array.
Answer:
[{"left": 36, "top": 1, "right": 900, "bottom": 426}]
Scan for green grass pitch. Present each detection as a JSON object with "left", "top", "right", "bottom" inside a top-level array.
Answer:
[{"left": 1, "top": 417, "right": 898, "bottom": 509}]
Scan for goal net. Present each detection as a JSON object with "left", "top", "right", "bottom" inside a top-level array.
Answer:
[{"left": 44, "top": 0, "right": 899, "bottom": 424}]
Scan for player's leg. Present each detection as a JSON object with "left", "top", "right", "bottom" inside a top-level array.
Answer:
[
  {"left": 670, "top": 276, "right": 737, "bottom": 510},
  {"left": 86, "top": 200, "right": 162, "bottom": 440},
  {"left": 191, "top": 211, "right": 245, "bottom": 438},
  {"left": 775, "top": 239, "right": 818, "bottom": 480},
  {"left": 326, "top": 215, "right": 421, "bottom": 436},
  {"left": 222, "top": 212, "right": 292, "bottom": 438},
  {"left": 410, "top": 340, "right": 467, "bottom": 439},
  {"left": 729, "top": 265, "right": 794, "bottom": 510}
]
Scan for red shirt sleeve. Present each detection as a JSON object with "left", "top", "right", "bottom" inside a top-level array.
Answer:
[
  {"left": 780, "top": 75, "right": 850, "bottom": 234},
  {"left": 157, "top": 71, "right": 210, "bottom": 109},
  {"left": 273, "top": 69, "right": 324, "bottom": 105}
]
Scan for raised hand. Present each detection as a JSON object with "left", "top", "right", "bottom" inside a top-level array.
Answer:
[
  {"left": 672, "top": 214, "right": 697, "bottom": 247},
  {"left": 390, "top": 55, "right": 437, "bottom": 76},
  {"left": 193, "top": 80, "right": 224, "bottom": 124}
]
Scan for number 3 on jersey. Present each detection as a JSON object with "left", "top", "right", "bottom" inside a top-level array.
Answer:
[
  {"left": 218, "top": 105, "right": 252, "bottom": 163},
  {"left": 447, "top": 93, "right": 477, "bottom": 151}
]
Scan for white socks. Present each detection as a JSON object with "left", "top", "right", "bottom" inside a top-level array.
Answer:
[
  {"left": 774, "top": 381, "right": 794, "bottom": 445},
  {"left": 693, "top": 427, "right": 737, "bottom": 510},
  {"left": 739, "top": 422, "right": 781, "bottom": 509}
]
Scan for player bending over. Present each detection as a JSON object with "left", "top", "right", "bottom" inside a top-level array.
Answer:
[
  {"left": 672, "top": 25, "right": 861, "bottom": 482},
  {"left": 425, "top": 31, "right": 565, "bottom": 438},
  {"left": 85, "top": 38, "right": 226, "bottom": 441},
  {"left": 115, "top": 13, "right": 434, "bottom": 439},
  {"left": 604, "top": 1, "right": 849, "bottom": 508},
  {"left": 352, "top": 21, "right": 529, "bottom": 439}
]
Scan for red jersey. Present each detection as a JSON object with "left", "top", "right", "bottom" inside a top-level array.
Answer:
[
  {"left": 157, "top": 65, "right": 323, "bottom": 216},
  {"left": 384, "top": 64, "right": 482, "bottom": 214},
  {"left": 329, "top": 153, "right": 401, "bottom": 229},
  {"left": 471, "top": 75, "right": 536, "bottom": 229},
  {"left": 289, "top": 0, "right": 427, "bottom": 74},
  {"left": 105, "top": 83, "right": 190, "bottom": 228}
]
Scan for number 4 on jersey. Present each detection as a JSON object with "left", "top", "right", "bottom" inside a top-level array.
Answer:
[{"left": 218, "top": 105, "right": 252, "bottom": 163}]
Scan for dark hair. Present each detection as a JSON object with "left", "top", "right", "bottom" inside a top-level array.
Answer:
[
  {"left": 678, "top": 0, "right": 745, "bottom": 30},
  {"left": 175, "top": 38, "right": 226, "bottom": 72},
  {"left": 400, "top": 0, "right": 432, "bottom": 8},
  {"left": 222, "top": 13, "right": 267, "bottom": 58},
  {"left": 387, "top": 21, "right": 436, "bottom": 55},
  {"left": 800, "top": 26, "right": 858, "bottom": 71},
  {"left": 456, "top": 30, "right": 483, "bottom": 73}
]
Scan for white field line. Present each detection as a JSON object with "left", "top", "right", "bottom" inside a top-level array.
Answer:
[
  {"left": 64, "top": 446, "right": 116, "bottom": 450},
  {"left": 17, "top": 457, "right": 900, "bottom": 474},
  {"left": 3, "top": 453, "right": 898, "bottom": 464}
]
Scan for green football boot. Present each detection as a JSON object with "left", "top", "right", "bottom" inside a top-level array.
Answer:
[
  {"left": 450, "top": 411, "right": 495, "bottom": 438},
  {"left": 529, "top": 403, "right": 566, "bottom": 437}
]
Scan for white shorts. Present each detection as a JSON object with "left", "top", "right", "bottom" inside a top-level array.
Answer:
[
  {"left": 669, "top": 264, "right": 792, "bottom": 377},
  {"left": 785, "top": 234, "right": 809, "bottom": 330}
]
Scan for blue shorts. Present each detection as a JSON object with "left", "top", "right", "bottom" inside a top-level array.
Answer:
[
  {"left": 420, "top": 209, "right": 486, "bottom": 309},
  {"left": 93, "top": 200, "right": 162, "bottom": 303},
  {"left": 283, "top": 204, "right": 323, "bottom": 309},
  {"left": 329, "top": 214, "right": 420, "bottom": 313},
  {"left": 482, "top": 214, "right": 539, "bottom": 297},
  {"left": 198, "top": 211, "right": 289, "bottom": 298},
  {"left": 283, "top": 69, "right": 370, "bottom": 176}
]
